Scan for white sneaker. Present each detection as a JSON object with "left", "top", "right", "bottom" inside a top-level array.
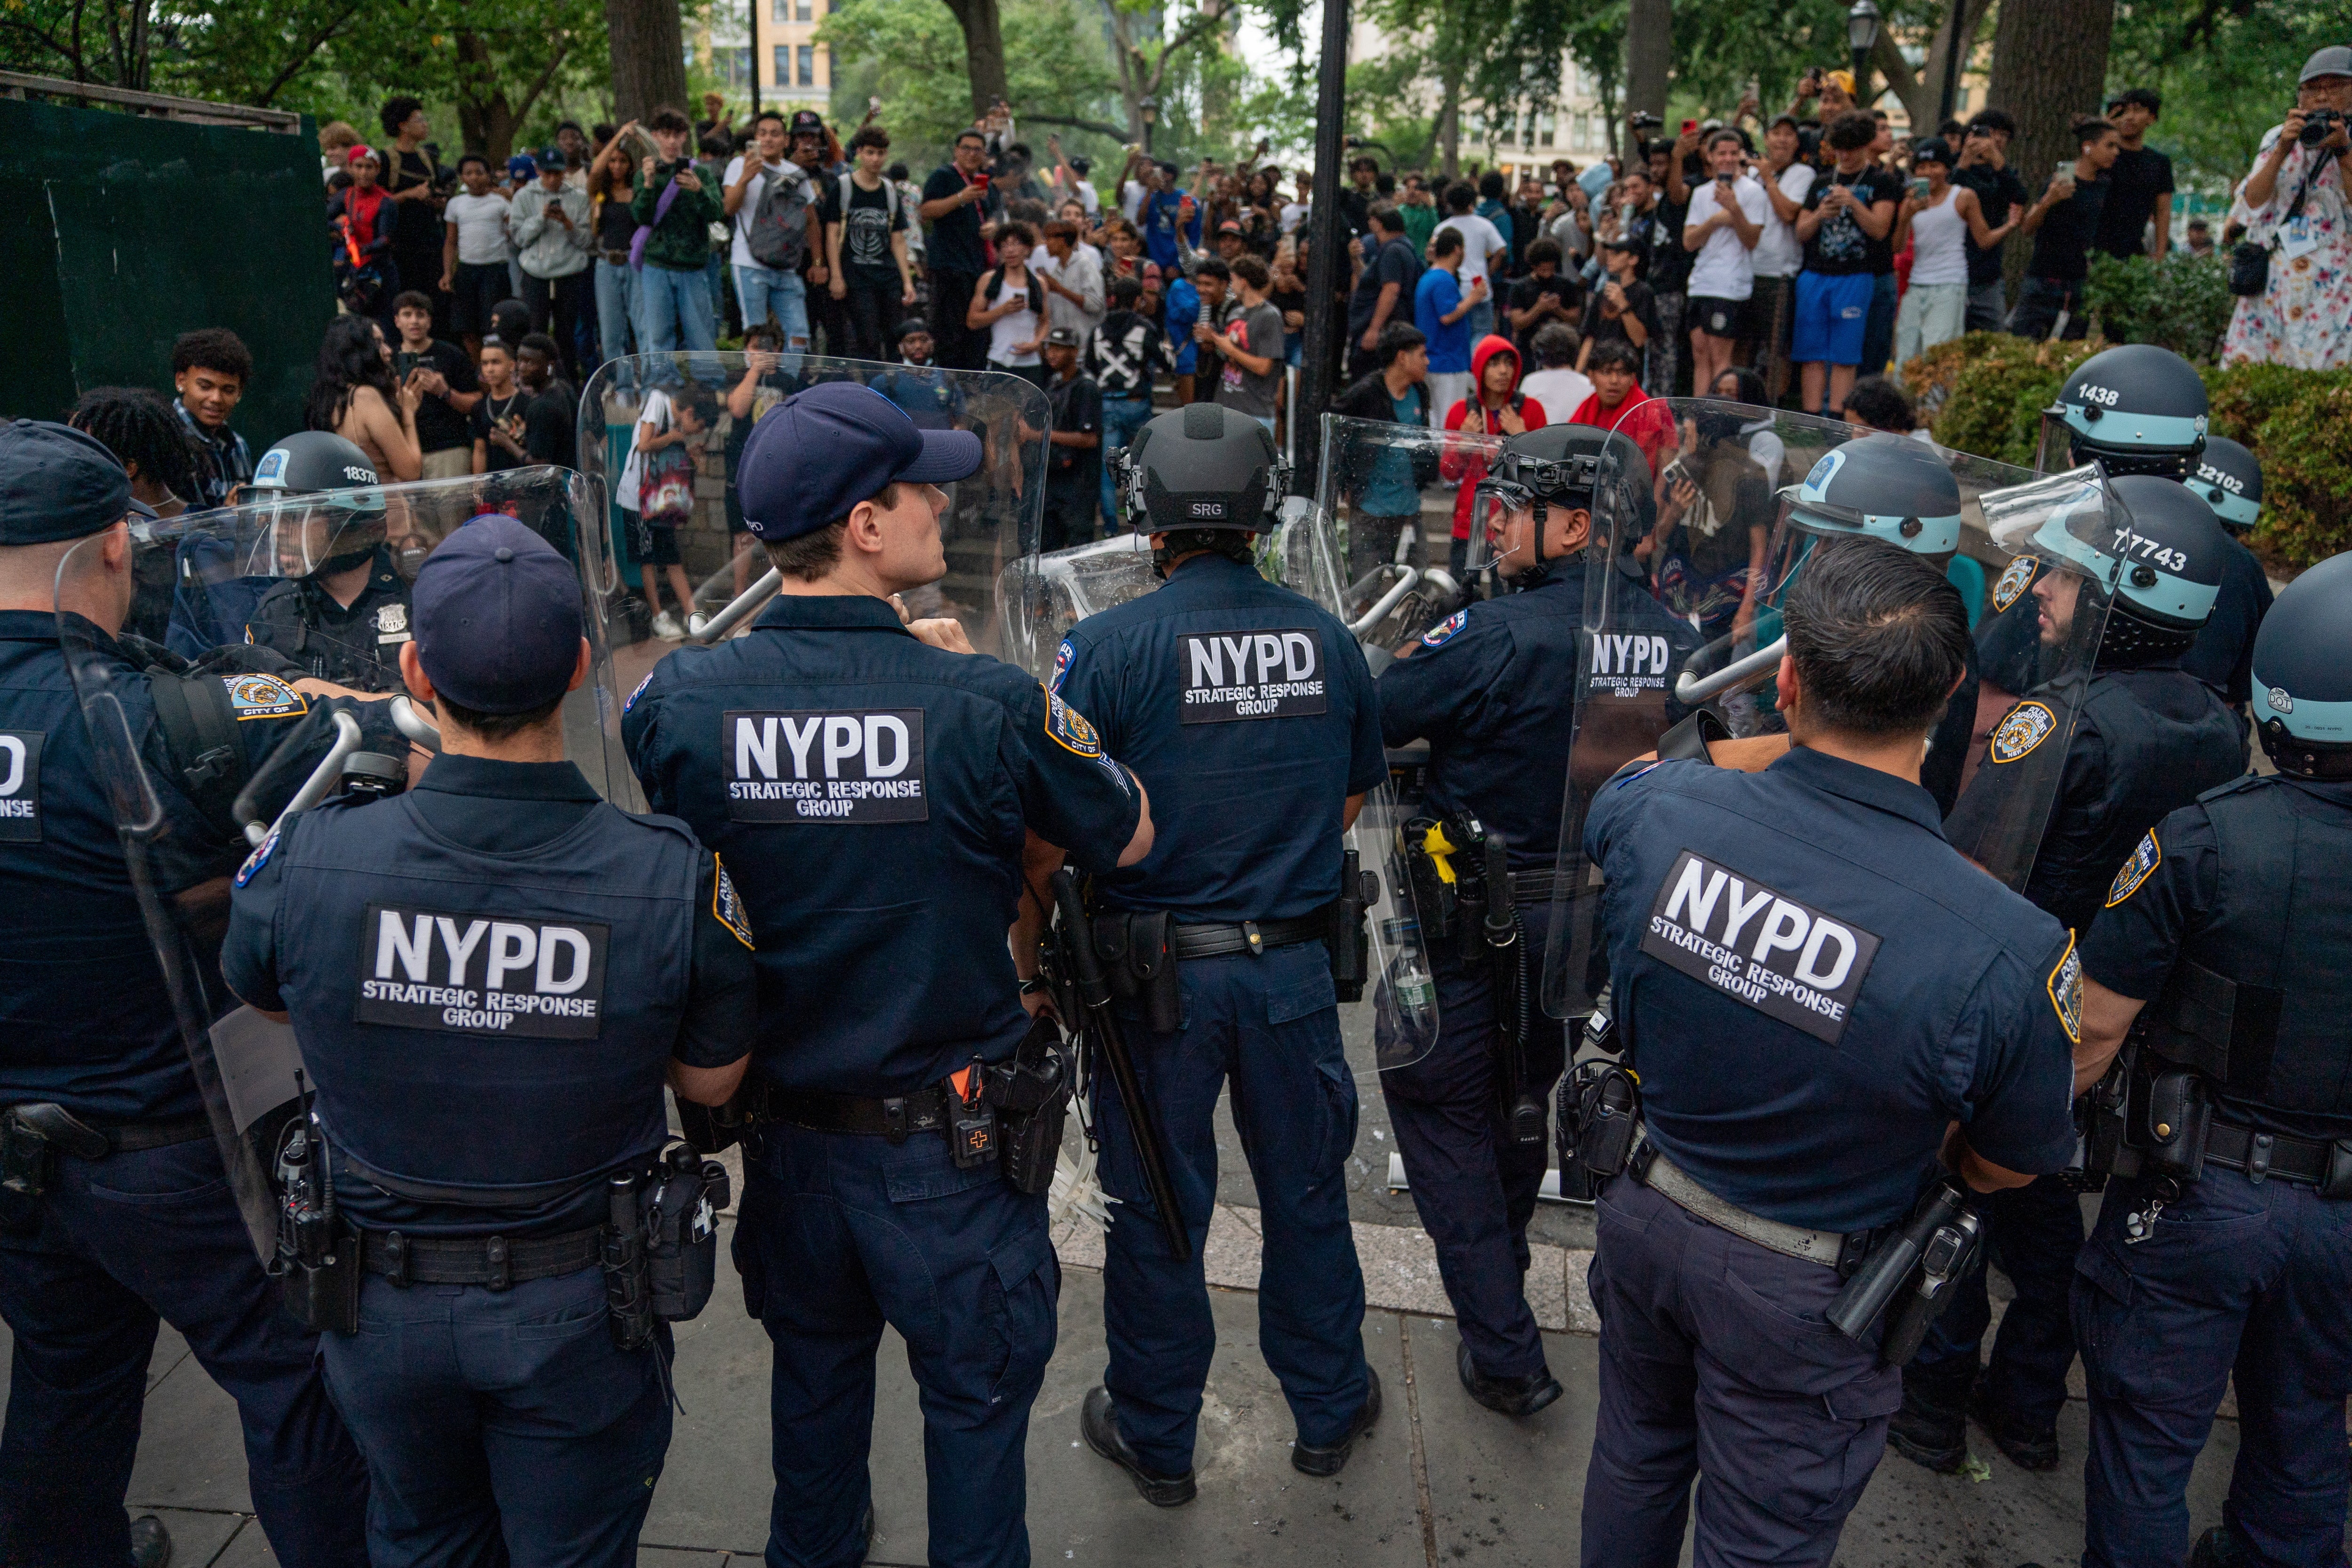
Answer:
[{"left": 652, "top": 611, "right": 685, "bottom": 641}]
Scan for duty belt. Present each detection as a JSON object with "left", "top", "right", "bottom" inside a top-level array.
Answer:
[
  {"left": 771, "top": 1083, "right": 957, "bottom": 1142},
  {"left": 1639, "top": 1147, "right": 1875, "bottom": 1273},
  {"left": 2203, "top": 1117, "right": 2337, "bottom": 1186},
  {"left": 1170, "top": 913, "right": 1327, "bottom": 961},
  {"left": 361, "top": 1225, "right": 605, "bottom": 1289},
  {"left": 1, "top": 1105, "right": 213, "bottom": 1160}
]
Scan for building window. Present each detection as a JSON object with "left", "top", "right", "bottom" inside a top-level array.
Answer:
[
  {"left": 1537, "top": 111, "right": 1556, "bottom": 148},
  {"left": 771, "top": 0, "right": 790, "bottom": 20},
  {"left": 774, "top": 44, "right": 792, "bottom": 83},
  {"left": 795, "top": 0, "right": 812, "bottom": 19},
  {"left": 797, "top": 43, "right": 815, "bottom": 85}
]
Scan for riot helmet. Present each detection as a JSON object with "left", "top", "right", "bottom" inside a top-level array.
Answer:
[
  {"left": 2038, "top": 344, "right": 2209, "bottom": 481},
  {"left": 2030, "top": 472, "right": 2227, "bottom": 665},
  {"left": 248, "top": 430, "right": 388, "bottom": 579},
  {"left": 1116, "top": 403, "right": 1288, "bottom": 537},
  {"left": 2252, "top": 550, "right": 2352, "bottom": 778},
  {"left": 2189, "top": 435, "right": 2263, "bottom": 535},
  {"left": 1780, "top": 432, "right": 1964, "bottom": 556},
  {"left": 1470, "top": 423, "right": 1648, "bottom": 586}
]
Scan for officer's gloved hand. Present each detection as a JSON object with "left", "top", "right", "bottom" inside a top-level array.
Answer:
[
  {"left": 191, "top": 643, "right": 308, "bottom": 682},
  {"left": 118, "top": 631, "right": 188, "bottom": 674}
]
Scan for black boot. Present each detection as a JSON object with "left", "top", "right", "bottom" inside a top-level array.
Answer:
[
  {"left": 1081, "top": 1385, "right": 1197, "bottom": 1507},
  {"left": 1971, "top": 1375, "right": 2060, "bottom": 1471},
  {"left": 1457, "top": 1339, "right": 1564, "bottom": 1418},
  {"left": 1887, "top": 1361, "right": 1974, "bottom": 1473},
  {"left": 1293, "top": 1368, "right": 1383, "bottom": 1477},
  {"left": 130, "top": 1515, "right": 173, "bottom": 1568},
  {"left": 2188, "top": 1526, "right": 2252, "bottom": 1567}
]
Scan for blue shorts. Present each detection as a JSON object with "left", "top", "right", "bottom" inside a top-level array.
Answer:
[{"left": 1790, "top": 271, "right": 1874, "bottom": 366}]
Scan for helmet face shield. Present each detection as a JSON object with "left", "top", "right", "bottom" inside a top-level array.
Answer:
[{"left": 250, "top": 486, "right": 388, "bottom": 579}]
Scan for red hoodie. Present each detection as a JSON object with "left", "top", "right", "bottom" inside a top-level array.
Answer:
[{"left": 1438, "top": 334, "right": 1547, "bottom": 540}]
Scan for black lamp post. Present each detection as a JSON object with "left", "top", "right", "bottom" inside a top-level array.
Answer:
[
  {"left": 1139, "top": 95, "right": 1158, "bottom": 155},
  {"left": 1847, "top": 0, "right": 1881, "bottom": 109}
]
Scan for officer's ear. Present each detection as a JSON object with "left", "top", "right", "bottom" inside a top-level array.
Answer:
[
  {"left": 397, "top": 639, "right": 436, "bottom": 706},
  {"left": 1774, "top": 653, "right": 1802, "bottom": 724},
  {"left": 1556, "top": 507, "right": 1591, "bottom": 554},
  {"left": 566, "top": 637, "right": 591, "bottom": 694}
]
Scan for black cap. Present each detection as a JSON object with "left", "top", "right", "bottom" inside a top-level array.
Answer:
[
  {"left": 789, "top": 110, "right": 826, "bottom": 136},
  {"left": 412, "top": 515, "right": 584, "bottom": 714},
  {"left": 0, "top": 420, "right": 147, "bottom": 545},
  {"left": 735, "top": 382, "right": 981, "bottom": 541},
  {"left": 1911, "top": 137, "right": 1950, "bottom": 164}
]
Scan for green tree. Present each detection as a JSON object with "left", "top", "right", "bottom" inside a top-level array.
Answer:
[
  {"left": 820, "top": 0, "right": 1118, "bottom": 167},
  {"left": 2108, "top": 0, "right": 2344, "bottom": 191}
]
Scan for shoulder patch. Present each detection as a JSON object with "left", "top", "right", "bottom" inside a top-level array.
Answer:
[
  {"left": 1421, "top": 609, "right": 1469, "bottom": 648},
  {"left": 2105, "top": 831, "right": 2160, "bottom": 908},
  {"left": 234, "top": 821, "right": 280, "bottom": 889},
  {"left": 624, "top": 671, "right": 654, "bottom": 715},
  {"left": 1991, "top": 554, "right": 2038, "bottom": 613},
  {"left": 1044, "top": 689, "right": 1103, "bottom": 758},
  {"left": 223, "top": 672, "right": 307, "bottom": 722},
  {"left": 1050, "top": 637, "right": 1076, "bottom": 694},
  {"left": 2047, "top": 932, "right": 2083, "bottom": 1044},
  {"left": 1988, "top": 700, "right": 2057, "bottom": 764},
  {"left": 711, "top": 856, "right": 755, "bottom": 949}
]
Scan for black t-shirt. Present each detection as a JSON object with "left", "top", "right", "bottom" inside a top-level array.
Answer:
[
  {"left": 1799, "top": 166, "right": 1904, "bottom": 276},
  {"left": 824, "top": 175, "right": 907, "bottom": 276},
  {"left": 469, "top": 390, "right": 530, "bottom": 472},
  {"left": 2095, "top": 146, "right": 2174, "bottom": 260},
  {"left": 1581, "top": 278, "right": 1657, "bottom": 353},
  {"left": 1348, "top": 235, "right": 1422, "bottom": 341},
  {"left": 1647, "top": 191, "right": 1694, "bottom": 292},
  {"left": 392, "top": 339, "right": 479, "bottom": 455},
  {"left": 1271, "top": 278, "right": 1308, "bottom": 348},
  {"left": 522, "top": 381, "right": 578, "bottom": 469},
  {"left": 1509, "top": 272, "right": 1582, "bottom": 353},
  {"left": 2026, "top": 176, "right": 2110, "bottom": 282},
  {"left": 1953, "top": 162, "right": 2030, "bottom": 286},
  {"left": 386, "top": 149, "right": 445, "bottom": 255},
  {"left": 1045, "top": 372, "right": 1102, "bottom": 485},
  {"left": 922, "top": 165, "right": 993, "bottom": 276}
]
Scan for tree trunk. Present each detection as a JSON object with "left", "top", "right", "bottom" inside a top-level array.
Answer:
[
  {"left": 1438, "top": 60, "right": 1463, "bottom": 178},
  {"left": 1623, "top": 0, "right": 1670, "bottom": 161},
  {"left": 1988, "top": 0, "right": 2114, "bottom": 288},
  {"left": 605, "top": 0, "right": 690, "bottom": 124},
  {"left": 941, "top": 0, "right": 1010, "bottom": 121},
  {"left": 1876, "top": 0, "right": 1992, "bottom": 135}
]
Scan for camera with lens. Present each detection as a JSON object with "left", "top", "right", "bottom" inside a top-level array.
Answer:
[{"left": 2301, "top": 108, "right": 2344, "bottom": 147}]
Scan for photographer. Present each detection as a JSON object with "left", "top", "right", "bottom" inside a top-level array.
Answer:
[{"left": 2220, "top": 46, "right": 2352, "bottom": 370}]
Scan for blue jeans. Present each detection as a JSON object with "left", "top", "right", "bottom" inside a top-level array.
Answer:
[
  {"left": 321, "top": 1265, "right": 670, "bottom": 1568},
  {"left": 595, "top": 260, "right": 638, "bottom": 373},
  {"left": 735, "top": 263, "right": 810, "bottom": 348},
  {"left": 1465, "top": 296, "right": 1496, "bottom": 343},
  {"left": 1098, "top": 394, "right": 1155, "bottom": 532},
  {"left": 2076, "top": 1166, "right": 2352, "bottom": 1568},
  {"left": 1093, "top": 941, "right": 1373, "bottom": 1475},
  {"left": 635, "top": 261, "right": 718, "bottom": 356},
  {"left": 735, "top": 1119, "right": 1057, "bottom": 1568},
  {"left": 0, "top": 1136, "right": 370, "bottom": 1568}
]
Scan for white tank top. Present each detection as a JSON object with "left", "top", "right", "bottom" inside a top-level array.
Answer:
[
  {"left": 1907, "top": 185, "right": 1968, "bottom": 287},
  {"left": 987, "top": 269, "right": 1041, "bottom": 366}
]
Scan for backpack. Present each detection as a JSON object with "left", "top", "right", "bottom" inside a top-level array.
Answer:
[{"left": 746, "top": 162, "right": 814, "bottom": 271}]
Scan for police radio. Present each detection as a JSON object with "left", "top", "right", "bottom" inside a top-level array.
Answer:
[{"left": 273, "top": 1073, "right": 359, "bottom": 1335}]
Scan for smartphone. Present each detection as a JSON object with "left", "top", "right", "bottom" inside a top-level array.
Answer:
[
  {"left": 1910, "top": 176, "right": 1931, "bottom": 199},
  {"left": 2053, "top": 159, "right": 2076, "bottom": 183},
  {"left": 1682, "top": 119, "right": 1699, "bottom": 135},
  {"left": 973, "top": 171, "right": 991, "bottom": 191}
]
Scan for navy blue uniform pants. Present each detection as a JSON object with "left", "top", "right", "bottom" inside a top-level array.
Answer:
[
  {"left": 1093, "top": 942, "right": 1371, "bottom": 1476},
  {"left": 1908, "top": 1171, "right": 2082, "bottom": 1431},
  {"left": 2075, "top": 1168, "right": 2352, "bottom": 1568},
  {"left": 1380, "top": 904, "right": 1565, "bottom": 1382},
  {"left": 0, "top": 1136, "right": 369, "bottom": 1568},
  {"left": 1581, "top": 1176, "right": 1903, "bottom": 1568},
  {"left": 320, "top": 1265, "right": 670, "bottom": 1568},
  {"left": 735, "top": 1118, "right": 1057, "bottom": 1568}
]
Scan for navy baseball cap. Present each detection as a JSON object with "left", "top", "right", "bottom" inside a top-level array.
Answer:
[
  {"left": 735, "top": 382, "right": 982, "bottom": 541},
  {"left": 0, "top": 420, "right": 153, "bottom": 545},
  {"left": 411, "top": 514, "right": 583, "bottom": 714}
]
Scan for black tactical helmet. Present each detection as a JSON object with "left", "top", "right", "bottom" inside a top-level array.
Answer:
[
  {"left": 2044, "top": 344, "right": 2209, "bottom": 480},
  {"left": 2034, "top": 473, "right": 2227, "bottom": 665},
  {"left": 1117, "top": 404, "right": 1287, "bottom": 534},
  {"left": 250, "top": 430, "right": 383, "bottom": 499},
  {"left": 1783, "top": 432, "right": 1965, "bottom": 555},
  {"left": 249, "top": 430, "right": 387, "bottom": 577},
  {"left": 1471, "top": 423, "right": 1651, "bottom": 584},
  {"left": 2189, "top": 435, "right": 2263, "bottom": 535},
  {"left": 2252, "top": 549, "right": 2352, "bottom": 778}
]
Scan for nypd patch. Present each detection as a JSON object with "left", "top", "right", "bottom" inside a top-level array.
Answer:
[
  {"left": 1991, "top": 554, "right": 2038, "bottom": 613},
  {"left": 224, "top": 672, "right": 307, "bottom": 722},
  {"left": 1421, "top": 609, "right": 1469, "bottom": 649},
  {"left": 2106, "top": 831, "right": 2160, "bottom": 907},
  {"left": 1050, "top": 637, "right": 1076, "bottom": 694},
  {"left": 1046, "top": 691, "right": 1103, "bottom": 759},
  {"left": 234, "top": 821, "right": 280, "bottom": 888},
  {"left": 2266, "top": 685, "right": 2294, "bottom": 715},
  {"left": 2048, "top": 933, "right": 2083, "bottom": 1044},
  {"left": 624, "top": 672, "right": 654, "bottom": 715},
  {"left": 711, "top": 858, "right": 755, "bottom": 949},
  {"left": 1988, "top": 700, "right": 2057, "bottom": 764}
]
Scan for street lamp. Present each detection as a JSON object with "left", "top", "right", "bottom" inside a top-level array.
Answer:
[
  {"left": 1847, "top": 0, "right": 1881, "bottom": 107},
  {"left": 1139, "top": 95, "right": 1158, "bottom": 155}
]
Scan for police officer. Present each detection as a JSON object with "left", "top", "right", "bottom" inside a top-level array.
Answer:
[
  {"left": 621, "top": 382, "right": 1152, "bottom": 1567},
  {"left": 1579, "top": 534, "right": 2079, "bottom": 1566},
  {"left": 2070, "top": 550, "right": 2352, "bottom": 1568},
  {"left": 1052, "top": 405, "right": 1387, "bottom": 1504},
  {"left": 242, "top": 431, "right": 416, "bottom": 690},
  {"left": 0, "top": 421, "right": 372, "bottom": 1568},
  {"left": 2187, "top": 435, "right": 2276, "bottom": 722},
  {"left": 1376, "top": 424, "right": 1685, "bottom": 1418},
  {"left": 220, "top": 515, "right": 756, "bottom": 1566},
  {"left": 1893, "top": 475, "right": 2248, "bottom": 1476}
]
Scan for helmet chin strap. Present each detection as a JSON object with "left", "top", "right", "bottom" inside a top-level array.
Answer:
[{"left": 1502, "top": 499, "right": 1554, "bottom": 589}]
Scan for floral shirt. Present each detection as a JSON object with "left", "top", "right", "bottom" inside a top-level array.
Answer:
[{"left": 2221, "top": 124, "right": 2352, "bottom": 371}]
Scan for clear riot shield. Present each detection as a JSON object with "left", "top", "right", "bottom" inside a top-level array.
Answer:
[
  {"left": 1310, "top": 414, "right": 1503, "bottom": 656},
  {"left": 54, "top": 467, "right": 593, "bottom": 1261},
  {"left": 574, "top": 350, "right": 1047, "bottom": 804}
]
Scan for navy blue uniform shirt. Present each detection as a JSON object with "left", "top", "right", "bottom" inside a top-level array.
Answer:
[
  {"left": 622, "top": 593, "right": 1142, "bottom": 1097},
  {"left": 1380, "top": 557, "right": 1691, "bottom": 872},
  {"left": 1052, "top": 551, "right": 1385, "bottom": 922},
  {"left": 1585, "top": 748, "right": 2079, "bottom": 1232},
  {"left": 243, "top": 545, "right": 414, "bottom": 692},
  {"left": 0, "top": 611, "right": 374, "bottom": 1123}
]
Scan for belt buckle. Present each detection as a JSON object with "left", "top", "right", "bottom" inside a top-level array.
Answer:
[
  {"left": 485, "top": 1235, "right": 512, "bottom": 1291},
  {"left": 383, "top": 1229, "right": 410, "bottom": 1288},
  {"left": 1243, "top": 919, "right": 1262, "bottom": 955}
]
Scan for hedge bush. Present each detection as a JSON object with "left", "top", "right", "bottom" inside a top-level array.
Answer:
[
  {"left": 2083, "top": 253, "right": 2236, "bottom": 365},
  {"left": 1915, "top": 334, "right": 2352, "bottom": 572}
]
